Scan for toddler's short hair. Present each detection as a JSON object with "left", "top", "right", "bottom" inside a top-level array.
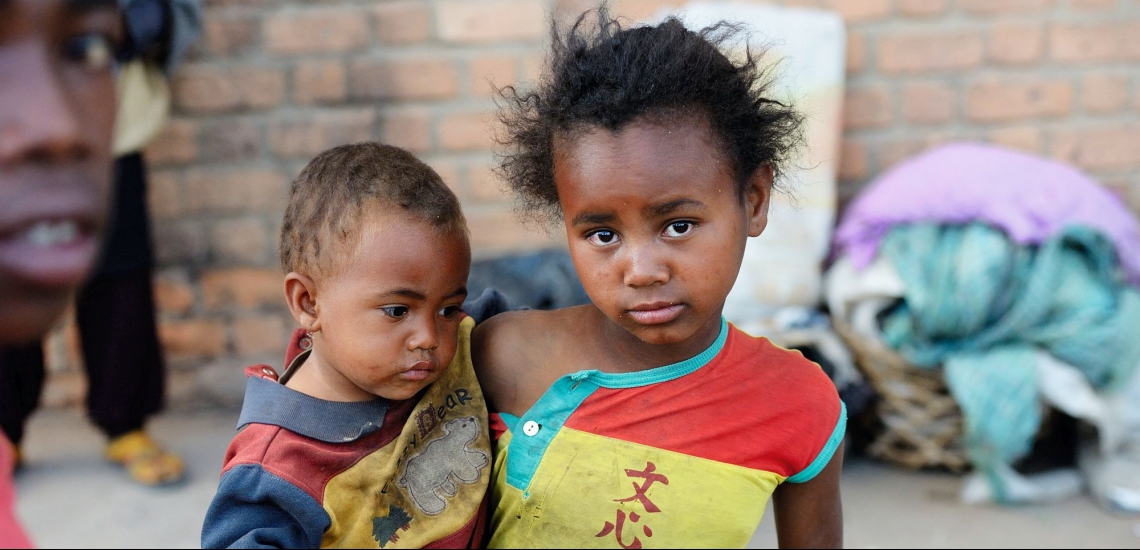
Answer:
[
  {"left": 279, "top": 142, "right": 468, "bottom": 278},
  {"left": 496, "top": 4, "right": 803, "bottom": 224}
]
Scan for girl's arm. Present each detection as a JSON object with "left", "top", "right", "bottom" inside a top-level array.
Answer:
[{"left": 772, "top": 441, "right": 844, "bottom": 549}]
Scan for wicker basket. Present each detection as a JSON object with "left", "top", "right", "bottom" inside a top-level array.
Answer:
[{"left": 832, "top": 313, "right": 970, "bottom": 472}]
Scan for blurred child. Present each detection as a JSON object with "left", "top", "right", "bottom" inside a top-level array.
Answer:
[
  {"left": 202, "top": 143, "right": 493, "bottom": 549},
  {"left": 474, "top": 7, "right": 845, "bottom": 548}
]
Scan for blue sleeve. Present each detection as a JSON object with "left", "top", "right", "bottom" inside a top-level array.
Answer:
[{"left": 202, "top": 464, "right": 331, "bottom": 549}]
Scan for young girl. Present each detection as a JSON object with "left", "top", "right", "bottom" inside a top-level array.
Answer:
[{"left": 473, "top": 6, "right": 845, "bottom": 549}]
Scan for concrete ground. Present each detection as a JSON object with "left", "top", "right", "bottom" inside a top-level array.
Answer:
[{"left": 12, "top": 408, "right": 1140, "bottom": 549}]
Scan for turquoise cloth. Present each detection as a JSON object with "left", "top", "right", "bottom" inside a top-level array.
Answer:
[{"left": 880, "top": 223, "right": 1140, "bottom": 499}]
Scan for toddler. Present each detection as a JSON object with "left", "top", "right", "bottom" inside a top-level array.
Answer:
[{"left": 203, "top": 143, "right": 494, "bottom": 549}]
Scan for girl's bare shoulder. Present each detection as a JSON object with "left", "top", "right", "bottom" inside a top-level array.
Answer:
[{"left": 471, "top": 305, "right": 596, "bottom": 414}]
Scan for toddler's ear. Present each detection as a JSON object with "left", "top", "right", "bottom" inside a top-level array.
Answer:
[
  {"left": 745, "top": 163, "right": 773, "bottom": 237},
  {"left": 284, "top": 272, "right": 321, "bottom": 333}
]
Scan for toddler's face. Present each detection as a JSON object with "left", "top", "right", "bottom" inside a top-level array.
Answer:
[
  {"left": 308, "top": 212, "right": 470, "bottom": 401},
  {"left": 554, "top": 117, "right": 769, "bottom": 347}
]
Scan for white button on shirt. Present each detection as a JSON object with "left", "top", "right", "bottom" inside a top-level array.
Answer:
[{"left": 522, "top": 420, "right": 540, "bottom": 437}]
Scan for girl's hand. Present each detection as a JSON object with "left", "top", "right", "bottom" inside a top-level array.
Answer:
[{"left": 772, "top": 441, "right": 844, "bottom": 549}]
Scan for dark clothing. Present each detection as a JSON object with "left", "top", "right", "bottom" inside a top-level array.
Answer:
[{"left": 0, "top": 155, "right": 164, "bottom": 443}]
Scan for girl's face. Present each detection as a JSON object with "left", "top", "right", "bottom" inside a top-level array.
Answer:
[{"left": 554, "top": 116, "right": 771, "bottom": 348}]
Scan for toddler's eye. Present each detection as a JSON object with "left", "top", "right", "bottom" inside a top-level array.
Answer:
[
  {"left": 65, "top": 33, "right": 115, "bottom": 71},
  {"left": 664, "top": 221, "right": 694, "bottom": 238},
  {"left": 587, "top": 230, "right": 618, "bottom": 246},
  {"left": 381, "top": 306, "right": 409, "bottom": 319},
  {"left": 439, "top": 306, "right": 462, "bottom": 319}
]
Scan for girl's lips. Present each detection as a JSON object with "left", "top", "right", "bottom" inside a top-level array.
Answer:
[{"left": 626, "top": 303, "right": 684, "bottom": 325}]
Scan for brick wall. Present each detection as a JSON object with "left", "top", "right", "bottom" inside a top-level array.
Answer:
[{"left": 41, "top": 0, "right": 1140, "bottom": 409}]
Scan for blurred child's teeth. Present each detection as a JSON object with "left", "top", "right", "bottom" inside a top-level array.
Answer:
[{"left": 24, "top": 220, "right": 80, "bottom": 247}]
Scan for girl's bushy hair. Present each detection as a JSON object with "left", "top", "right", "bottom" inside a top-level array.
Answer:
[{"left": 496, "top": 4, "right": 804, "bottom": 224}]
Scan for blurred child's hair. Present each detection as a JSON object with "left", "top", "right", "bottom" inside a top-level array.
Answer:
[
  {"left": 279, "top": 142, "right": 468, "bottom": 278},
  {"left": 496, "top": 4, "right": 803, "bottom": 224}
]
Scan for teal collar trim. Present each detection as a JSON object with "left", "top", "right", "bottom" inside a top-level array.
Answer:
[
  {"left": 503, "top": 318, "right": 729, "bottom": 492},
  {"left": 581, "top": 317, "right": 730, "bottom": 389}
]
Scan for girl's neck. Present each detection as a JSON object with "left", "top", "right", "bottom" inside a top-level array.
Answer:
[{"left": 587, "top": 305, "right": 723, "bottom": 374}]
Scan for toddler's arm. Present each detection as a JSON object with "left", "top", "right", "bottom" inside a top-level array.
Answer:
[
  {"left": 772, "top": 441, "right": 845, "bottom": 548},
  {"left": 201, "top": 464, "right": 329, "bottom": 549}
]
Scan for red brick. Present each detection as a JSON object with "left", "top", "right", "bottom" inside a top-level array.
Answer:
[
  {"left": 145, "top": 118, "right": 198, "bottom": 167},
  {"left": 210, "top": 218, "right": 269, "bottom": 265},
  {"left": 878, "top": 31, "right": 984, "bottom": 74},
  {"left": 233, "top": 315, "right": 289, "bottom": 355},
  {"left": 293, "top": 60, "right": 346, "bottom": 106},
  {"left": 1049, "top": 23, "right": 1125, "bottom": 63},
  {"left": 183, "top": 168, "right": 289, "bottom": 215},
  {"left": 159, "top": 319, "right": 228, "bottom": 360},
  {"left": 843, "top": 85, "right": 892, "bottom": 129},
  {"left": 613, "top": 0, "right": 693, "bottom": 20},
  {"left": 436, "top": 0, "right": 546, "bottom": 44},
  {"left": 173, "top": 65, "right": 285, "bottom": 113},
  {"left": 1051, "top": 126, "right": 1140, "bottom": 170},
  {"left": 147, "top": 170, "right": 182, "bottom": 220},
  {"left": 269, "top": 109, "right": 376, "bottom": 160},
  {"left": 235, "top": 67, "right": 287, "bottom": 110},
  {"left": 172, "top": 64, "right": 240, "bottom": 113},
  {"left": 198, "top": 14, "right": 259, "bottom": 57},
  {"left": 200, "top": 119, "right": 262, "bottom": 163},
  {"left": 822, "top": 0, "right": 893, "bottom": 22},
  {"left": 381, "top": 109, "right": 433, "bottom": 154},
  {"left": 838, "top": 139, "right": 869, "bottom": 181},
  {"left": 265, "top": 8, "right": 370, "bottom": 55},
  {"left": 200, "top": 268, "right": 284, "bottom": 310},
  {"left": 350, "top": 57, "right": 460, "bottom": 101},
  {"left": 902, "top": 82, "right": 956, "bottom": 124},
  {"left": 966, "top": 79, "right": 1073, "bottom": 122},
  {"left": 897, "top": 0, "right": 947, "bottom": 16},
  {"left": 438, "top": 111, "right": 498, "bottom": 152},
  {"left": 521, "top": 53, "right": 545, "bottom": 85},
  {"left": 469, "top": 55, "right": 518, "bottom": 98},
  {"left": 153, "top": 221, "right": 209, "bottom": 266},
  {"left": 988, "top": 126, "right": 1043, "bottom": 154},
  {"left": 1081, "top": 74, "right": 1129, "bottom": 113},
  {"left": 425, "top": 158, "right": 464, "bottom": 197},
  {"left": 989, "top": 22, "right": 1044, "bottom": 65},
  {"left": 374, "top": 1, "right": 433, "bottom": 45},
  {"left": 1071, "top": 0, "right": 1117, "bottom": 10},
  {"left": 154, "top": 268, "right": 195, "bottom": 315},
  {"left": 845, "top": 32, "right": 866, "bottom": 75},
  {"left": 960, "top": 0, "right": 1055, "bottom": 14},
  {"left": 466, "top": 208, "right": 564, "bottom": 254},
  {"left": 468, "top": 161, "right": 508, "bottom": 203}
]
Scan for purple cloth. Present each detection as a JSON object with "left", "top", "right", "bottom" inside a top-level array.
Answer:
[{"left": 834, "top": 142, "right": 1140, "bottom": 286}]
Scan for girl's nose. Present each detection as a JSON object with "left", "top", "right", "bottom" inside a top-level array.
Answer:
[{"left": 622, "top": 243, "right": 670, "bottom": 288}]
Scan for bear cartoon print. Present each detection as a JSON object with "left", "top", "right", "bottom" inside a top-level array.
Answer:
[{"left": 397, "top": 416, "right": 490, "bottom": 515}]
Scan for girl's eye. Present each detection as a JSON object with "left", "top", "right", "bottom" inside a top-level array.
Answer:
[
  {"left": 381, "top": 306, "right": 410, "bottom": 319},
  {"left": 587, "top": 230, "right": 619, "bottom": 246},
  {"left": 664, "top": 221, "right": 695, "bottom": 238},
  {"left": 65, "top": 33, "right": 115, "bottom": 71},
  {"left": 439, "top": 306, "right": 462, "bottom": 319}
]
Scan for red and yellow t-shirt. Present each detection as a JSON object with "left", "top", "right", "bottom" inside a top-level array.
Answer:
[{"left": 488, "top": 319, "right": 846, "bottom": 549}]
